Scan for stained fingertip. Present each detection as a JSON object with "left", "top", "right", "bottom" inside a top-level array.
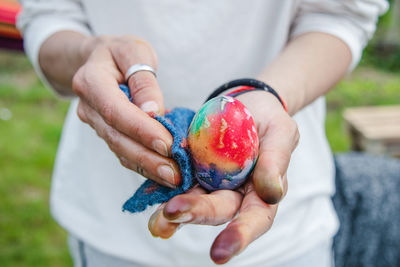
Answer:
[
  {"left": 210, "top": 226, "right": 242, "bottom": 265},
  {"left": 148, "top": 209, "right": 161, "bottom": 238},
  {"left": 163, "top": 196, "right": 192, "bottom": 221},
  {"left": 148, "top": 209, "right": 179, "bottom": 239},
  {"left": 253, "top": 174, "right": 283, "bottom": 204},
  {"left": 211, "top": 248, "right": 233, "bottom": 265}
]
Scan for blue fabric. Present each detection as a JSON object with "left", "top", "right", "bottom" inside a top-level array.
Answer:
[{"left": 118, "top": 85, "right": 196, "bottom": 213}]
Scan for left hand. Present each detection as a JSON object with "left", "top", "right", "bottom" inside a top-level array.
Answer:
[{"left": 148, "top": 90, "right": 300, "bottom": 264}]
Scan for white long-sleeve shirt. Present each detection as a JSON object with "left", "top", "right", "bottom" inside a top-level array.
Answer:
[{"left": 18, "top": 1, "right": 387, "bottom": 266}]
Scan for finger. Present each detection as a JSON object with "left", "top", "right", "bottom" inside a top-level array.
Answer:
[
  {"left": 148, "top": 203, "right": 180, "bottom": 239},
  {"left": 128, "top": 71, "right": 164, "bottom": 115},
  {"left": 77, "top": 100, "right": 181, "bottom": 187},
  {"left": 148, "top": 186, "right": 206, "bottom": 239},
  {"left": 162, "top": 189, "right": 243, "bottom": 225},
  {"left": 253, "top": 116, "right": 299, "bottom": 203},
  {"left": 210, "top": 183, "right": 278, "bottom": 265},
  {"left": 110, "top": 38, "right": 165, "bottom": 115},
  {"left": 73, "top": 45, "right": 173, "bottom": 158}
]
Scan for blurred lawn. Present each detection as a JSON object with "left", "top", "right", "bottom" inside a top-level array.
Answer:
[
  {"left": 0, "top": 51, "right": 71, "bottom": 267},
  {"left": 0, "top": 48, "right": 399, "bottom": 267}
]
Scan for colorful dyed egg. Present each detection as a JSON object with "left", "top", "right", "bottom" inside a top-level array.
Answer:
[{"left": 187, "top": 96, "right": 259, "bottom": 191}]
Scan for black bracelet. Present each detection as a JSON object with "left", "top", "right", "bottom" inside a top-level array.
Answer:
[{"left": 205, "top": 78, "right": 287, "bottom": 112}]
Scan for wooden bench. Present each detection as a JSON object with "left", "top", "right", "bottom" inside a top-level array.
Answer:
[{"left": 343, "top": 105, "right": 400, "bottom": 158}]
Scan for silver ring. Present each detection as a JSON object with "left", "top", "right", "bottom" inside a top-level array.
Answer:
[{"left": 125, "top": 64, "right": 157, "bottom": 81}]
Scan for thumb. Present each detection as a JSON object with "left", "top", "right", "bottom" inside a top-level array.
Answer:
[{"left": 252, "top": 117, "right": 299, "bottom": 204}]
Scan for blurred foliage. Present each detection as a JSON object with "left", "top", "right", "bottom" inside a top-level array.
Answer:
[
  {"left": 361, "top": 41, "right": 400, "bottom": 72},
  {"left": 378, "top": 0, "right": 394, "bottom": 27},
  {"left": 361, "top": 0, "right": 400, "bottom": 72},
  {"left": 326, "top": 67, "right": 400, "bottom": 151}
]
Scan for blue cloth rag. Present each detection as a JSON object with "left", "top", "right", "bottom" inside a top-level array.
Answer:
[{"left": 118, "top": 85, "right": 196, "bottom": 213}]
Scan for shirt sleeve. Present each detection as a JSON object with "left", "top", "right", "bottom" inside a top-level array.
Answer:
[
  {"left": 290, "top": 0, "right": 389, "bottom": 71},
  {"left": 17, "top": 0, "right": 92, "bottom": 91}
]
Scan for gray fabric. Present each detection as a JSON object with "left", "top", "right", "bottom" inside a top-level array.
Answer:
[{"left": 333, "top": 152, "right": 400, "bottom": 267}]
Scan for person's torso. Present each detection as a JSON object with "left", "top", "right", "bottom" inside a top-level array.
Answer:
[{"left": 50, "top": 1, "right": 338, "bottom": 266}]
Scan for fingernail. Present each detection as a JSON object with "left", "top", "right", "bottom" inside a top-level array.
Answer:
[
  {"left": 278, "top": 175, "right": 284, "bottom": 191},
  {"left": 157, "top": 165, "right": 175, "bottom": 185},
  {"left": 140, "top": 101, "right": 159, "bottom": 113},
  {"left": 274, "top": 174, "right": 283, "bottom": 196},
  {"left": 164, "top": 198, "right": 192, "bottom": 220},
  {"left": 211, "top": 230, "right": 242, "bottom": 265},
  {"left": 160, "top": 180, "right": 177, "bottom": 189},
  {"left": 148, "top": 209, "right": 161, "bottom": 238},
  {"left": 175, "top": 223, "right": 184, "bottom": 231},
  {"left": 168, "top": 213, "right": 193, "bottom": 223},
  {"left": 152, "top": 139, "right": 169, "bottom": 157},
  {"left": 254, "top": 174, "right": 283, "bottom": 204},
  {"left": 269, "top": 175, "right": 284, "bottom": 203}
]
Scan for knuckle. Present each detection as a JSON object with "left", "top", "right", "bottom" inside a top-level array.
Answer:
[
  {"left": 192, "top": 196, "right": 216, "bottom": 225},
  {"left": 119, "top": 157, "right": 130, "bottom": 169},
  {"left": 116, "top": 36, "right": 158, "bottom": 67},
  {"left": 128, "top": 119, "right": 144, "bottom": 140},
  {"left": 113, "top": 43, "right": 128, "bottom": 59},
  {"left": 130, "top": 74, "right": 157, "bottom": 95},
  {"left": 135, "top": 152, "right": 153, "bottom": 176},
  {"left": 100, "top": 102, "right": 116, "bottom": 126},
  {"left": 204, "top": 196, "right": 217, "bottom": 218},
  {"left": 73, "top": 66, "right": 98, "bottom": 98},
  {"left": 104, "top": 127, "right": 120, "bottom": 151},
  {"left": 72, "top": 68, "right": 85, "bottom": 96},
  {"left": 95, "top": 35, "right": 110, "bottom": 45},
  {"left": 136, "top": 152, "right": 147, "bottom": 171},
  {"left": 76, "top": 102, "right": 87, "bottom": 122}
]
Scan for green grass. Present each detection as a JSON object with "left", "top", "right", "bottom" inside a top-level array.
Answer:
[
  {"left": 0, "top": 48, "right": 399, "bottom": 266},
  {"left": 0, "top": 51, "right": 71, "bottom": 267}
]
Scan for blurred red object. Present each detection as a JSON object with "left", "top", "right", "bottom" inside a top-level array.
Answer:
[{"left": 0, "top": 0, "right": 23, "bottom": 51}]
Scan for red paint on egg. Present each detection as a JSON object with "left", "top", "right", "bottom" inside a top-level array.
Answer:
[{"left": 206, "top": 100, "right": 258, "bottom": 169}]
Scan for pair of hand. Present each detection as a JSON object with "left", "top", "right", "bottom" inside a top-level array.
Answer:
[{"left": 72, "top": 35, "right": 299, "bottom": 265}]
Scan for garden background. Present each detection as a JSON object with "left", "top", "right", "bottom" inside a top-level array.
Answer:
[{"left": 0, "top": 1, "right": 399, "bottom": 266}]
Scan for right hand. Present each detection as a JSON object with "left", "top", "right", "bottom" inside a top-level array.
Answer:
[{"left": 72, "top": 35, "right": 180, "bottom": 188}]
